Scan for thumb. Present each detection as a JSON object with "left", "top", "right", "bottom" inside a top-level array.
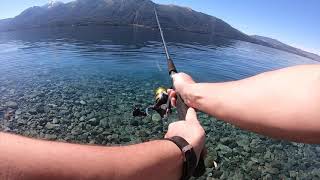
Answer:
[{"left": 185, "top": 108, "right": 198, "bottom": 124}]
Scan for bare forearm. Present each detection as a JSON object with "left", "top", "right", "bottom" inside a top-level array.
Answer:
[
  {"left": 190, "top": 65, "right": 320, "bottom": 143},
  {"left": 0, "top": 133, "right": 182, "bottom": 180}
]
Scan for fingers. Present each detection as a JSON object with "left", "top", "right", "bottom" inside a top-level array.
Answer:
[
  {"left": 167, "top": 89, "right": 177, "bottom": 107},
  {"left": 167, "top": 89, "right": 176, "bottom": 99},
  {"left": 185, "top": 108, "right": 199, "bottom": 124},
  {"left": 171, "top": 97, "right": 176, "bottom": 107}
]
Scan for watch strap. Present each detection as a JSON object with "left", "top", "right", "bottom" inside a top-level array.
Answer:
[{"left": 165, "top": 136, "right": 198, "bottom": 180}]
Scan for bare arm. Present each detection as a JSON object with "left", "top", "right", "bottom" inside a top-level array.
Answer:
[
  {"left": 170, "top": 65, "right": 320, "bottom": 143},
  {"left": 0, "top": 132, "right": 181, "bottom": 180},
  {"left": 0, "top": 108, "right": 205, "bottom": 180}
]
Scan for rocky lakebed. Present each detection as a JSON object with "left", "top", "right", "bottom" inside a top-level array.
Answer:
[{"left": 1, "top": 70, "right": 320, "bottom": 180}]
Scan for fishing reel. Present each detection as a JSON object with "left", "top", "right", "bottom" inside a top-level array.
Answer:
[{"left": 133, "top": 87, "right": 172, "bottom": 119}]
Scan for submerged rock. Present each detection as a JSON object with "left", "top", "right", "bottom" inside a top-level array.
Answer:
[
  {"left": 29, "top": 109, "right": 38, "bottom": 115},
  {"left": 6, "top": 101, "right": 18, "bottom": 109},
  {"left": 52, "top": 118, "right": 59, "bottom": 124},
  {"left": 45, "top": 134, "right": 57, "bottom": 140},
  {"left": 216, "top": 144, "right": 233, "bottom": 155},
  {"left": 205, "top": 155, "right": 216, "bottom": 168},
  {"left": 152, "top": 114, "right": 161, "bottom": 122},
  {"left": 89, "top": 118, "right": 99, "bottom": 126},
  {"left": 131, "top": 120, "right": 139, "bottom": 126},
  {"left": 15, "top": 109, "right": 22, "bottom": 115},
  {"left": 80, "top": 100, "right": 86, "bottom": 105},
  {"left": 45, "top": 122, "right": 59, "bottom": 130},
  {"left": 99, "top": 118, "right": 109, "bottom": 128}
]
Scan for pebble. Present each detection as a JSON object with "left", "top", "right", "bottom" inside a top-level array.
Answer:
[
  {"left": 48, "top": 104, "right": 58, "bottom": 108},
  {"left": 45, "top": 122, "right": 59, "bottom": 130},
  {"left": 0, "top": 110, "right": 4, "bottom": 118},
  {"left": 6, "top": 101, "right": 18, "bottom": 109},
  {"left": 3, "top": 127, "right": 11, "bottom": 132},
  {"left": 36, "top": 105, "right": 45, "bottom": 113},
  {"left": 52, "top": 118, "right": 59, "bottom": 124},
  {"left": 205, "top": 155, "right": 215, "bottom": 168},
  {"left": 99, "top": 118, "right": 109, "bottom": 128},
  {"left": 29, "top": 109, "right": 38, "bottom": 115},
  {"left": 80, "top": 100, "right": 86, "bottom": 105},
  {"left": 45, "top": 134, "right": 57, "bottom": 140},
  {"left": 152, "top": 113, "right": 161, "bottom": 122},
  {"left": 15, "top": 110, "right": 22, "bottom": 115},
  {"left": 131, "top": 120, "right": 139, "bottom": 126},
  {"left": 216, "top": 144, "right": 232, "bottom": 155},
  {"left": 220, "top": 137, "right": 233, "bottom": 145},
  {"left": 74, "top": 112, "right": 81, "bottom": 118},
  {"left": 79, "top": 116, "right": 86, "bottom": 121},
  {"left": 89, "top": 118, "right": 99, "bottom": 126}
]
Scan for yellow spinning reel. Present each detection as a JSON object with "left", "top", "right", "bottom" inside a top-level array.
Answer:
[{"left": 133, "top": 87, "right": 171, "bottom": 118}]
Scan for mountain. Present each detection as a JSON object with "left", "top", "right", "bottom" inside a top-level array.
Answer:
[
  {"left": 252, "top": 35, "right": 320, "bottom": 61},
  {"left": 0, "top": 0, "right": 319, "bottom": 61}
]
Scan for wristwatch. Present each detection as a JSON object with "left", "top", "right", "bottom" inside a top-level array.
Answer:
[{"left": 165, "top": 136, "right": 198, "bottom": 180}]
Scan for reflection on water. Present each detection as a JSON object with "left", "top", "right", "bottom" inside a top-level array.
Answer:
[{"left": 0, "top": 26, "right": 319, "bottom": 179}]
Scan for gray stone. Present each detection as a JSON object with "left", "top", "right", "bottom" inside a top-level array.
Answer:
[
  {"left": 45, "top": 122, "right": 59, "bottom": 130},
  {"left": 131, "top": 120, "right": 139, "bottom": 126},
  {"left": 264, "top": 167, "right": 279, "bottom": 174},
  {"left": 89, "top": 118, "right": 99, "bottom": 126},
  {"left": 99, "top": 118, "right": 109, "bottom": 128},
  {"left": 212, "top": 171, "right": 223, "bottom": 178},
  {"left": 120, "top": 136, "right": 131, "bottom": 142},
  {"left": 0, "top": 110, "right": 4, "bottom": 118},
  {"left": 3, "top": 127, "right": 11, "bottom": 132},
  {"left": 264, "top": 150, "right": 274, "bottom": 160},
  {"left": 86, "top": 124, "right": 92, "bottom": 131},
  {"left": 15, "top": 110, "right": 22, "bottom": 115},
  {"left": 220, "top": 137, "right": 233, "bottom": 145},
  {"left": 45, "top": 134, "right": 57, "bottom": 140},
  {"left": 152, "top": 113, "right": 161, "bottom": 122},
  {"left": 52, "top": 118, "right": 59, "bottom": 124},
  {"left": 74, "top": 112, "right": 81, "bottom": 118},
  {"left": 36, "top": 105, "right": 45, "bottom": 113},
  {"left": 289, "top": 171, "right": 297, "bottom": 178},
  {"left": 79, "top": 116, "right": 86, "bottom": 122},
  {"left": 137, "top": 130, "right": 148, "bottom": 137},
  {"left": 6, "top": 101, "right": 18, "bottom": 109},
  {"left": 29, "top": 109, "right": 38, "bottom": 115},
  {"left": 205, "top": 155, "right": 215, "bottom": 168},
  {"left": 216, "top": 144, "right": 232, "bottom": 155},
  {"left": 48, "top": 104, "right": 58, "bottom": 108},
  {"left": 250, "top": 157, "right": 259, "bottom": 163},
  {"left": 107, "top": 134, "right": 119, "bottom": 141},
  {"left": 60, "top": 110, "right": 69, "bottom": 115},
  {"left": 17, "top": 119, "right": 27, "bottom": 125},
  {"left": 80, "top": 100, "right": 86, "bottom": 105}
]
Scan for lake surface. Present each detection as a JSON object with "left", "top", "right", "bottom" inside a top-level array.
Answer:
[{"left": 0, "top": 26, "right": 319, "bottom": 179}]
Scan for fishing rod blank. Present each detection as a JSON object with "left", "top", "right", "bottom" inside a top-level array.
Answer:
[
  {"left": 154, "top": 6, "right": 206, "bottom": 178},
  {"left": 154, "top": 7, "right": 188, "bottom": 121}
]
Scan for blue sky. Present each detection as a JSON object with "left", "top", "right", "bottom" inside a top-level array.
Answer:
[{"left": 1, "top": 0, "right": 319, "bottom": 54}]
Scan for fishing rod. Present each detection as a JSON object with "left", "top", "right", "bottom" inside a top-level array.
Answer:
[
  {"left": 132, "top": 7, "right": 206, "bottom": 178},
  {"left": 153, "top": 7, "right": 206, "bottom": 178},
  {"left": 132, "top": 9, "right": 188, "bottom": 120},
  {"left": 153, "top": 6, "right": 189, "bottom": 121}
]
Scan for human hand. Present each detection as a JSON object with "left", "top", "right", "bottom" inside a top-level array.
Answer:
[
  {"left": 168, "top": 73, "right": 196, "bottom": 107},
  {"left": 164, "top": 108, "right": 205, "bottom": 161}
]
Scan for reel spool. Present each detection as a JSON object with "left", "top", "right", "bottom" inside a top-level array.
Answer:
[{"left": 133, "top": 87, "right": 171, "bottom": 118}]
